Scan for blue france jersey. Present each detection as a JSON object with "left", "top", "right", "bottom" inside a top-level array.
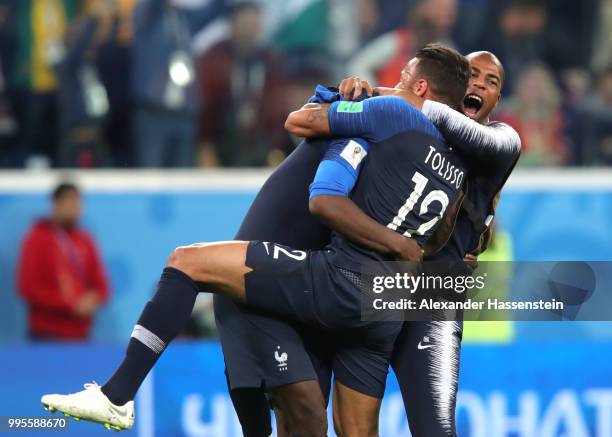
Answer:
[{"left": 324, "top": 96, "right": 467, "bottom": 269}]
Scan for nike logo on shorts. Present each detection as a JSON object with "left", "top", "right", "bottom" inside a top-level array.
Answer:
[
  {"left": 417, "top": 342, "right": 435, "bottom": 350},
  {"left": 417, "top": 336, "right": 435, "bottom": 350}
]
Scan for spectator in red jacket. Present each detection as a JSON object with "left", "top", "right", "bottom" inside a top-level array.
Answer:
[{"left": 17, "top": 182, "right": 109, "bottom": 340}]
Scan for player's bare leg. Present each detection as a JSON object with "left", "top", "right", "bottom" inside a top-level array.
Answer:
[
  {"left": 275, "top": 406, "right": 291, "bottom": 437},
  {"left": 167, "top": 241, "right": 251, "bottom": 300},
  {"left": 333, "top": 381, "right": 381, "bottom": 437},
  {"left": 270, "top": 380, "right": 328, "bottom": 437}
]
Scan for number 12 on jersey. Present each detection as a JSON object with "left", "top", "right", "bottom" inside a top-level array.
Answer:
[{"left": 387, "top": 171, "right": 450, "bottom": 237}]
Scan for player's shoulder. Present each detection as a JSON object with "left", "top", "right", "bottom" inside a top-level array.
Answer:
[
  {"left": 365, "top": 95, "right": 419, "bottom": 111},
  {"left": 486, "top": 120, "right": 517, "bottom": 133},
  {"left": 367, "top": 96, "right": 443, "bottom": 139},
  {"left": 332, "top": 95, "right": 412, "bottom": 114}
]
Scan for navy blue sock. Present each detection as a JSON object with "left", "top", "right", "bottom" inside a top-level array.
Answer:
[{"left": 101, "top": 267, "right": 199, "bottom": 406}]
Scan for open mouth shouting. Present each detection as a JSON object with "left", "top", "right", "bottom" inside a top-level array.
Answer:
[{"left": 463, "top": 93, "right": 484, "bottom": 119}]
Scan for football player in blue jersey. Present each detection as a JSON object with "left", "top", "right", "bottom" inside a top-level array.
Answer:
[
  {"left": 216, "top": 50, "right": 520, "bottom": 437},
  {"left": 280, "top": 49, "right": 521, "bottom": 437},
  {"left": 322, "top": 50, "right": 521, "bottom": 437},
  {"left": 212, "top": 50, "right": 519, "bottom": 437},
  {"left": 41, "top": 47, "right": 522, "bottom": 437},
  {"left": 40, "top": 44, "right": 473, "bottom": 436}
]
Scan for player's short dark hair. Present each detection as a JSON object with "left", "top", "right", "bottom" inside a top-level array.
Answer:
[
  {"left": 414, "top": 43, "right": 470, "bottom": 110},
  {"left": 467, "top": 51, "right": 506, "bottom": 88},
  {"left": 52, "top": 182, "right": 79, "bottom": 202}
]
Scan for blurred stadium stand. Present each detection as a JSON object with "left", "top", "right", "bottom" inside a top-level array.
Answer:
[{"left": 0, "top": 0, "right": 611, "bottom": 168}]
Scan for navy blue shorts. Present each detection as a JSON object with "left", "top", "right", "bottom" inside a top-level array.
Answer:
[{"left": 244, "top": 241, "right": 403, "bottom": 398}]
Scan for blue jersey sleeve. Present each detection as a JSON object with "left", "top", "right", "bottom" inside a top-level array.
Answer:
[
  {"left": 327, "top": 96, "right": 443, "bottom": 143},
  {"left": 309, "top": 138, "right": 369, "bottom": 198}
]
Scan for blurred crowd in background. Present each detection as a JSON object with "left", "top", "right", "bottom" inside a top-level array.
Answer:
[{"left": 0, "top": 0, "right": 611, "bottom": 169}]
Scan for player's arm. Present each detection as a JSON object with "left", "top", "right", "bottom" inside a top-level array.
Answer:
[
  {"left": 338, "top": 78, "right": 520, "bottom": 159},
  {"left": 284, "top": 103, "right": 331, "bottom": 137},
  {"left": 283, "top": 82, "right": 372, "bottom": 137},
  {"left": 310, "top": 196, "right": 422, "bottom": 261},
  {"left": 308, "top": 139, "right": 422, "bottom": 262},
  {"left": 422, "top": 100, "right": 521, "bottom": 160},
  {"left": 286, "top": 96, "right": 427, "bottom": 141}
]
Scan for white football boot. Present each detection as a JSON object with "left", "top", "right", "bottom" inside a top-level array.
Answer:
[{"left": 41, "top": 382, "right": 134, "bottom": 431}]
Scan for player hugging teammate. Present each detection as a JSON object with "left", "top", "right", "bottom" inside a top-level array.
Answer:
[{"left": 41, "top": 44, "right": 520, "bottom": 437}]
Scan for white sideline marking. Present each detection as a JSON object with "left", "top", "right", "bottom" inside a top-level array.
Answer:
[
  {"left": 0, "top": 170, "right": 270, "bottom": 193},
  {"left": 0, "top": 168, "right": 609, "bottom": 193}
]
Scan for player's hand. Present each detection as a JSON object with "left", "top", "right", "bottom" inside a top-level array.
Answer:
[
  {"left": 395, "top": 236, "right": 424, "bottom": 263},
  {"left": 339, "top": 76, "right": 374, "bottom": 101},
  {"left": 464, "top": 253, "right": 478, "bottom": 273}
]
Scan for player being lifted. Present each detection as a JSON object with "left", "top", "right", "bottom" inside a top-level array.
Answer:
[{"left": 41, "top": 44, "right": 472, "bottom": 434}]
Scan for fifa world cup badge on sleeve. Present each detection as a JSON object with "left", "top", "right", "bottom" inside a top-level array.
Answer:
[{"left": 337, "top": 101, "right": 364, "bottom": 113}]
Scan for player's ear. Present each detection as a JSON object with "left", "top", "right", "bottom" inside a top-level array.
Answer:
[
  {"left": 493, "top": 92, "right": 501, "bottom": 110},
  {"left": 412, "top": 79, "right": 428, "bottom": 97}
]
